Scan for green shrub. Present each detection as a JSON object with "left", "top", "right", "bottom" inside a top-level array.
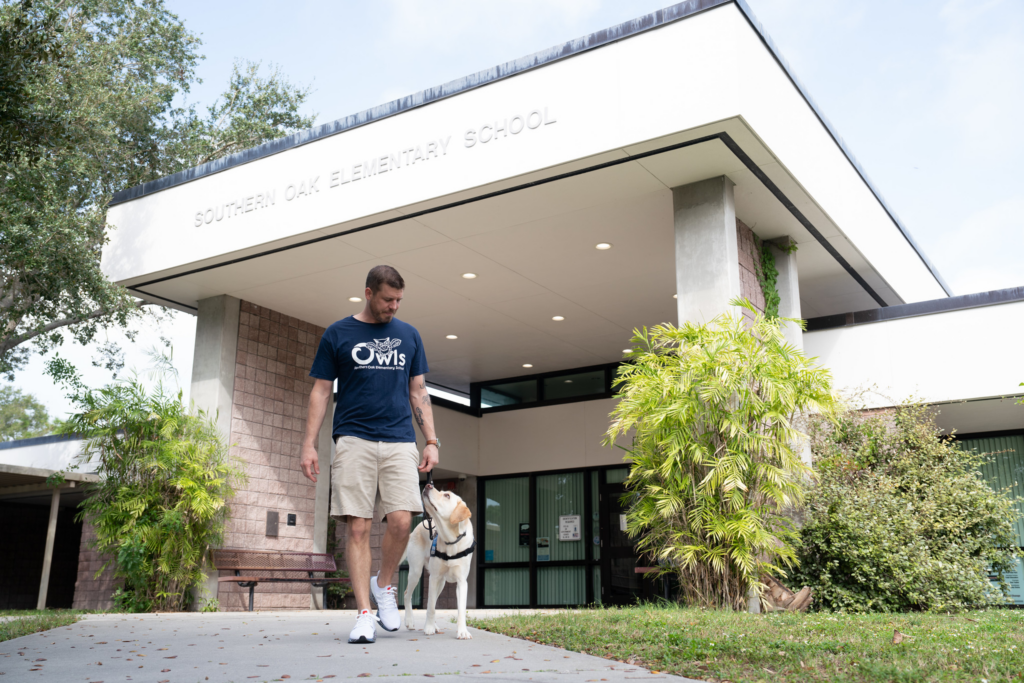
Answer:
[
  {"left": 63, "top": 379, "right": 244, "bottom": 612},
  {"left": 790, "top": 401, "right": 1019, "bottom": 612},
  {"left": 607, "top": 301, "right": 839, "bottom": 610},
  {"left": 325, "top": 516, "right": 351, "bottom": 608}
]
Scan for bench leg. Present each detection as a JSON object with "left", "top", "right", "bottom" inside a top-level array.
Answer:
[
  {"left": 322, "top": 585, "right": 327, "bottom": 610},
  {"left": 249, "top": 584, "right": 254, "bottom": 612}
]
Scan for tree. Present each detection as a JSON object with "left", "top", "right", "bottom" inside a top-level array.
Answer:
[
  {"left": 63, "top": 378, "right": 244, "bottom": 612},
  {"left": 790, "top": 401, "right": 1019, "bottom": 612},
  {"left": 0, "top": 0, "right": 66, "bottom": 163},
  {"left": 0, "top": 385, "right": 54, "bottom": 440},
  {"left": 606, "top": 301, "right": 838, "bottom": 610},
  {"left": 0, "top": 0, "right": 315, "bottom": 381}
]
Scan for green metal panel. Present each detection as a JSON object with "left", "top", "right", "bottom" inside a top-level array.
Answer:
[
  {"left": 592, "top": 565, "right": 602, "bottom": 605},
  {"left": 484, "top": 477, "right": 530, "bottom": 563},
  {"left": 484, "top": 568, "right": 529, "bottom": 605},
  {"left": 397, "top": 513, "right": 424, "bottom": 608},
  {"left": 591, "top": 471, "right": 600, "bottom": 561},
  {"left": 959, "top": 434, "right": 1024, "bottom": 546},
  {"left": 397, "top": 567, "right": 421, "bottom": 608},
  {"left": 538, "top": 566, "right": 586, "bottom": 605},
  {"left": 536, "top": 473, "right": 585, "bottom": 561}
]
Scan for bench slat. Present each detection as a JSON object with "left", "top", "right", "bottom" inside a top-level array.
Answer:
[
  {"left": 218, "top": 576, "right": 350, "bottom": 583},
  {"left": 212, "top": 549, "right": 337, "bottom": 572}
]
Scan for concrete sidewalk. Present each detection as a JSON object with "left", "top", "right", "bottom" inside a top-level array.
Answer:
[{"left": 0, "top": 610, "right": 704, "bottom": 682}]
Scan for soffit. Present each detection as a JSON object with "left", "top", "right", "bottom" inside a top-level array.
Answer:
[{"left": 130, "top": 119, "right": 897, "bottom": 390}]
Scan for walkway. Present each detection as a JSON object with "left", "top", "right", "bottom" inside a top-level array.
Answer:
[{"left": 0, "top": 610, "right": 704, "bottom": 682}]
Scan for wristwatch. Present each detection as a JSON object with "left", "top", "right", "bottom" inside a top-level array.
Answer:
[{"left": 426, "top": 438, "right": 441, "bottom": 450}]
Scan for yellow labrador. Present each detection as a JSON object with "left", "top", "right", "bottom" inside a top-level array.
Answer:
[{"left": 402, "top": 482, "right": 475, "bottom": 639}]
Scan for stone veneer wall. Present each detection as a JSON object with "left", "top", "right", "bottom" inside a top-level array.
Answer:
[
  {"left": 217, "top": 300, "right": 326, "bottom": 611},
  {"left": 72, "top": 521, "right": 119, "bottom": 610},
  {"left": 737, "top": 218, "right": 767, "bottom": 321}
]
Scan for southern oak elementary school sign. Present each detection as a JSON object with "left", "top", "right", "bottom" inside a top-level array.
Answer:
[{"left": 192, "top": 107, "right": 559, "bottom": 228}]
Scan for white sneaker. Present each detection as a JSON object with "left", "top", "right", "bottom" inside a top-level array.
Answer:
[
  {"left": 348, "top": 609, "right": 377, "bottom": 644},
  {"left": 370, "top": 575, "right": 400, "bottom": 632}
]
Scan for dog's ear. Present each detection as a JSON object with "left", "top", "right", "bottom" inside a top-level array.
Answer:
[{"left": 449, "top": 501, "right": 472, "bottom": 525}]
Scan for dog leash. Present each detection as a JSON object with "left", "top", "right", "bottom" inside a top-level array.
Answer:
[{"left": 422, "top": 470, "right": 438, "bottom": 544}]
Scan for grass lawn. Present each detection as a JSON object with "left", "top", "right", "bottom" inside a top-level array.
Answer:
[
  {"left": 0, "top": 611, "right": 82, "bottom": 643},
  {"left": 470, "top": 605, "right": 1024, "bottom": 683}
]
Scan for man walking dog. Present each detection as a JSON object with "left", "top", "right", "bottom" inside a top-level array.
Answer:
[{"left": 300, "top": 265, "right": 438, "bottom": 644}]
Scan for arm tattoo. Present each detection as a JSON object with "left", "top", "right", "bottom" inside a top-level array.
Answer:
[
  {"left": 414, "top": 406, "right": 425, "bottom": 428},
  {"left": 421, "top": 392, "right": 431, "bottom": 406}
]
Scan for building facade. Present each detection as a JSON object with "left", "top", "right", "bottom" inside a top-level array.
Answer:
[{"left": 2, "top": 0, "right": 1021, "bottom": 610}]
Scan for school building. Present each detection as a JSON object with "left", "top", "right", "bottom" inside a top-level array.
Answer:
[{"left": 1, "top": 0, "right": 1021, "bottom": 611}]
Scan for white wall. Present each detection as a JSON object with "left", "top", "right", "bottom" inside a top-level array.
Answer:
[
  {"left": 424, "top": 398, "right": 630, "bottom": 477},
  {"left": 104, "top": 3, "right": 943, "bottom": 305},
  {"left": 477, "top": 398, "right": 629, "bottom": 476},
  {"left": 0, "top": 438, "right": 84, "bottom": 472},
  {"left": 414, "top": 405, "right": 481, "bottom": 476},
  {"left": 804, "top": 301, "right": 1024, "bottom": 409}
]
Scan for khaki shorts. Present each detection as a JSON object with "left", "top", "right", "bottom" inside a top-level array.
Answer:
[{"left": 331, "top": 436, "right": 423, "bottom": 522}]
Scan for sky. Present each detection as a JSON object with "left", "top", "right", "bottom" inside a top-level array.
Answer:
[{"left": 8, "top": 0, "right": 1024, "bottom": 421}]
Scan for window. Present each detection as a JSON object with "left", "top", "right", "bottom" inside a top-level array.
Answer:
[
  {"left": 474, "top": 363, "right": 617, "bottom": 413},
  {"left": 481, "top": 381, "right": 537, "bottom": 408},
  {"left": 542, "top": 370, "right": 606, "bottom": 401}
]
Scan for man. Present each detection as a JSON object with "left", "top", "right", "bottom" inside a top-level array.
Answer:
[{"left": 300, "top": 265, "right": 439, "bottom": 645}]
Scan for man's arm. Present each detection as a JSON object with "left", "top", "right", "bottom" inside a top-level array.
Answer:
[
  {"left": 300, "top": 378, "right": 335, "bottom": 482},
  {"left": 409, "top": 374, "right": 438, "bottom": 473}
]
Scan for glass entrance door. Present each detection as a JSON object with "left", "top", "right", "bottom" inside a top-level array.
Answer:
[{"left": 598, "top": 473, "right": 653, "bottom": 604}]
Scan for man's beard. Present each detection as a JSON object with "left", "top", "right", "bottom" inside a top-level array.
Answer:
[{"left": 370, "top": 303, "right": 394, "bottom": 323}]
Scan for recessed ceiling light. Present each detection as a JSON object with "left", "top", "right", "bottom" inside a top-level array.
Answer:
[
  {"left": 595, "top": 243, "right": 612, "bottom": 250},
  {"left": 349, "top": 297, "right": 362, "bottom": 302},
  {"left": 564, "top": 379, "right": 573, "bottom": 384},
  {"left": 622, "top": 349, "right": 631, "bottom": 353},
  {"left": 446, "top": 334, "right": 458, "bottom": 340},
  {"left": 672, "top": 294, "right": 678, "bottom": 299},
  {"left": 552, "top": 316, "right": 564, "bottom": 321},
  {"left": 462, "top": 273, "right": 477, "bottom": 279},
  {"left": 523, "top": 363, "right": 533, "bottom": 368}
]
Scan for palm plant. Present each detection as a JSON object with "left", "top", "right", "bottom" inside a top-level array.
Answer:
[
  {"left": 607, "top": 301, "right": 838, "bottom": 610},
  {"left": 64, "top": 378, "right": 244, "bottom": 612}
]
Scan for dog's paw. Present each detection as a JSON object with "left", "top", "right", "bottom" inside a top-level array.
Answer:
[
  {"left": 456, "top": 628, "right": 472, "bottom": 640},
  {"left": 423, "top": 623, "right": 437, "bottom": 636},
  {"left": 405, "top": 619, "right": 416, "bottom": 631}
]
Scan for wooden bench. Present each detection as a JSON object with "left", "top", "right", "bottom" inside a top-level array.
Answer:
[
  {"left": 211, "top": 549, "right": 350, "bottom": 612},
  {"left": 636, "top": 566, "right": 671, "bottom": 600}
]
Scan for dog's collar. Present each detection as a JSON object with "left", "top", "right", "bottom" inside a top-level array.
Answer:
[
  {"left": 420, "top": 518, "right": 466, "bottom": 546},
  {"left": 432, "top": 539, "right": 476, "bottom": 562}
]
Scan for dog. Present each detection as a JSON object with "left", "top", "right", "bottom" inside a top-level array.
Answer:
[{"left": 402, "top": 482, "right": 475, "bottom": 639}]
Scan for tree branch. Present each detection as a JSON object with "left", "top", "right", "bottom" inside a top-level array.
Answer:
[{"left": 1, "top": 299, "right": 153, "bottom": 355}]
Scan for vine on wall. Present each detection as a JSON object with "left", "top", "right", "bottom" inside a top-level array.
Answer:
[{"left": 753, "top": 239, "right": 797, "bottom": 319}]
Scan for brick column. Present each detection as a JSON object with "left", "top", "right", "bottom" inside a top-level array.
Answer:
[
  {"left": 217, "top": 301, "right": 327, "bottom": 611},
  {"left": 72, "top": 521, "right": 120, "bottom": 610},
  {"left": 737, "top": 218, "right": 767, "bottom": 322}
]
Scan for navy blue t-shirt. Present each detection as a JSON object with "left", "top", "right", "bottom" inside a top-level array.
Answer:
[{"left": 309, "top": 316, "right": 428, "bottom": 442}]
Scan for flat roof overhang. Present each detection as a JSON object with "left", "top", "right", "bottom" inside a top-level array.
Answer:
[{"left": 102, "top": 0, "right": 950, "bottom": 391}]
